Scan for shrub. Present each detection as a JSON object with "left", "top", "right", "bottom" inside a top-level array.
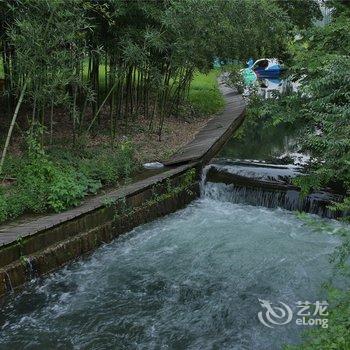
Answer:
[
  {"left": 79, "top": 141, "right": 135, "bottom": 185},
  {"left": 224, "top": 64, "right": 245, "bottom": 94},
  {"left": 47, "top": 169, "right": 88, "bottom": 212},
  {"left": 0, "top": 137, "right": 136, "bottom": 224}
]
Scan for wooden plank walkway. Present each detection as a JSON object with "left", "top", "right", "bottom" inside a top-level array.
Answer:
[
  {"left": 0, "top": 81, "right": 246, "bottom": 249},
  {"left": 164, "top": 82, "right": 245, "bottom": 165},
  {"left": 0, "top": 163, "right": 195, "bottom": 248}
]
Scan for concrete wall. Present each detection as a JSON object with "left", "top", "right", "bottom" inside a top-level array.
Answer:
[{"left": 0, "top": 166, "right": 200, "bottom": 297}]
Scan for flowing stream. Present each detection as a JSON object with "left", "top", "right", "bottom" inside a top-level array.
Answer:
[
  {"left": 0, "top": 177, "right": 345, "bottom": 350},
  {"left": 0, "top": 82, "right": 348, "bottom": 349}
]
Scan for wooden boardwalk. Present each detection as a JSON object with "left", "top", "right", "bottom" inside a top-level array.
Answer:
[
  {"left": 0, "top": 84, "right": 245, "bottom": 249},
  {"left": 0, "top": 81, "right": 245, "bottom": 252},
  {"left": 0, "top": 163, "right": 195, "bottom": 247},
  {"left": 164, "top": 82, "right": 245, "bottom": 165}
]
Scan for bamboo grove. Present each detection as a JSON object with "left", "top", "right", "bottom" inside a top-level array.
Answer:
[{"left": 0, "top": 0, "right": 320, "bottom": 173}]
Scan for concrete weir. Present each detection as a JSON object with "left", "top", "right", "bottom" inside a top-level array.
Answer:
[{"left": 0, "top": 83, "right": 246, "bottom": 297}]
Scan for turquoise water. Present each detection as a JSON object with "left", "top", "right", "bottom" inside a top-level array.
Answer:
[{"left": 0, "top": 183, "right": 343, "bottom": 350}]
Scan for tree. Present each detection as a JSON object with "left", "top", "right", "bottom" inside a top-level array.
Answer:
[
  {"left": 261, "top": 5, "right": 350, "bottom": 214},
  {"left": 274, "top": 0, "right": 322, "bottom": 29},
  {"left": 1, "top": 0, "right": 304, "bottom": 161},
  {"left": 0, "top": 0, "right": 89, "bottom": 173}
]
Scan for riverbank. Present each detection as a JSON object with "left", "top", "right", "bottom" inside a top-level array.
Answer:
[
  {"left": 0, "top": 71, "right": 224, "bottom": 225},
  {"left": 0, "top": 82, "right": 245, "bottom": 297}
]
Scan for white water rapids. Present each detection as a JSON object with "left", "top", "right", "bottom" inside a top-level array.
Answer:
[{"left": 0, "top": 176, "right": 346, "bottom": 350}]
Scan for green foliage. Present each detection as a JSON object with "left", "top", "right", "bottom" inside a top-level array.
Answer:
[
  {"left": 229, "top": 87, "right": 266, "bottom": 142},
  {"left": 244, "top": 9, "right": 350, "bottom": 346},
  {"left": 78, "top": 141, "right": 135, "bottom": 186},
  {"left": 6, "top": 0, "right": 89, "bottom": 106},
  {"left": 224, "top": 64, "right": 245, "bottom": 94},
  {"left": 101, "top": 196, "right": 117, "bottom": 208},
  {"left": 217, "top": 0, "right": 290, "bottom": 61},
  {"left": 256, "top": 10, "right": 350, "bottom": 216},
  {"left": 0, "top": 0, "right": 302, "bottom": 146},
  {"left": 10, "top": 128, "right": 90, "bottom": 213},
  {"left": 183, "top": 168, "right": 196, "bottom": 185},
  {"left": 274, "top": 0, "right": 322, "bottom": 29},
  {"left": 0, "top": 130, "right": 136, "bottom": 223},
  {"left": 47, "top": 170, "right": 88, "bottom": 212},
  {"left": 332, "top": 197, "right": 350, "bottom": 214},
  {"left": 0, "top": 189, "right": 7, "bottom": 222},
  {"left": 284, "top": 287, "right": 350, "bottom": 350}
]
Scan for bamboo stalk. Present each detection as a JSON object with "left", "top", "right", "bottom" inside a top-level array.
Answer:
[{"left": 0, "top": 81, "right": 27, "bottom": 174}]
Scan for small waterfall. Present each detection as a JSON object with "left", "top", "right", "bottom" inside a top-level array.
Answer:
[
  {"left": 201, "top": 161, "right": 345, "bottom": 219},
  {"left": 24, "top": 257, "right": 36, "bottom": 280},
  {"left": 4, "top": 271, "right": 14, "bottom": 293},
  {"left": 200, "top": 164, "right": 213, "bottom": 196}
]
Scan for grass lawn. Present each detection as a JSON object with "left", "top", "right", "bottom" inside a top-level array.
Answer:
[
  {"left": 0, "top": 57, "right": 223, "bottom": 116},
  {"left": 81, "top": 64, "right": 225, "bottom": 117},
  {"left": 188, "top": 70, "right": 225, "bottom": 115}
]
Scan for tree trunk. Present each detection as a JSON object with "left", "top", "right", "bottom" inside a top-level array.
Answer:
[{"left": 0, "top": 82, "right": 27, "bottom": 175}]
